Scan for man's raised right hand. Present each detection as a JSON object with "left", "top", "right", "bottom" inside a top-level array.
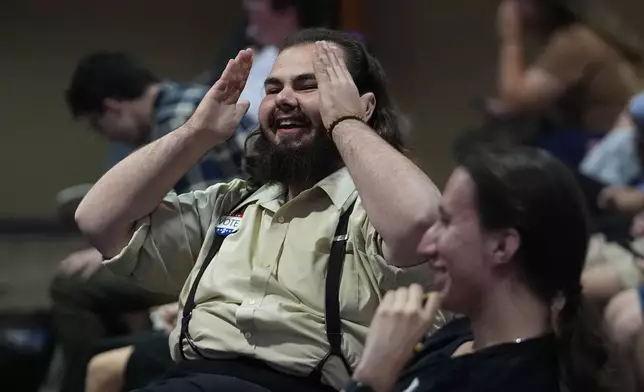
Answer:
[{"left": 185, "top": 48, "right": 253, "bottom": 143}]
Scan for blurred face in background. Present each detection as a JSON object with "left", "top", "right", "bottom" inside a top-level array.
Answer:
[
  {"left": 88, "top": 99, "right": 147, "bottom": 144},
  {"left": 243, "top": 0, "right": 300, "bottom": 46}
]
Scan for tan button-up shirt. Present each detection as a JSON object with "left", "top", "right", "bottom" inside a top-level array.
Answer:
[{"left": 105, "top": 168, "right": 431, "bottom": 390}]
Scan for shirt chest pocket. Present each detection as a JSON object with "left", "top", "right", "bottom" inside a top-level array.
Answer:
[{"left": 279, "top": 226, "right": 362, "bottom": 321}]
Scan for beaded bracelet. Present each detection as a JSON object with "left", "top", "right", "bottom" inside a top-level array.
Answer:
[{"left": 326, "top": 115, "right": 363, "bottom": 138}]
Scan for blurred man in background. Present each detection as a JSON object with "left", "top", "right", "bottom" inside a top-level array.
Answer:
[
  {"left": 55, "top": 3, "right": 342, "bottom": 391},
  {"left": 51, "top": 51, "right": 254, "bottom": 392},
  {"left": 199, "top": 0, "right": 340, "bottom": 121}
]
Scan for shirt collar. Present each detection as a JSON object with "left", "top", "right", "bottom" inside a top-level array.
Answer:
[
  {"left": 234, "top": 182, "right": 285, "bottom": 213},
  {"left": 315, "top": 167, "right": 357, "bottom": 211},
  {"left": 234, "top": 167, "right": 357, "bottom": 213}
]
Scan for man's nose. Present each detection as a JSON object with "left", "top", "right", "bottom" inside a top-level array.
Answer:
[{"left": 275, "top": 87, "right": 297, "bottom": 109}]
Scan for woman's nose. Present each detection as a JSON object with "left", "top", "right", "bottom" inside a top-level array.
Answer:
[{"left": 416, "top": 223, "right": 438, "bottom": 256}]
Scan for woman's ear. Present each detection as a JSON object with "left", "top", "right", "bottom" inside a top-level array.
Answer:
[
  {"left": 360, "top": 92, "right": 376, "bottom": 122},
  {"left": 489, "top": 228, "right": 520, "bottom": 266}
]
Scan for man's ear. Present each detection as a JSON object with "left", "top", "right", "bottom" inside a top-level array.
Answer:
[
  {"left": 360, "top": 92, "right": 376, "bottom": 122},
  {"left": 489, "top": 228, "right": 520, "bottom": 266},
  {"left": 103, "top": 98, "right": 122, "bottom": 113}
]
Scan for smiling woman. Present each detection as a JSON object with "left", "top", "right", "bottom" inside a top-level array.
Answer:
[{"left": 346, "top": 131, "right": 616, "bottom": 392}]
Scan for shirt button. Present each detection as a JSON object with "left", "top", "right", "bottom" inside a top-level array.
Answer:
[
  {"left": 263, "top": 263, "right": 271, "bottom": 268},
  {"left": 244, "top": 332, "right": 252, "bottom": 339},
  {"left": 277, "top": 216, "right": 284, "bottom": 223},
  {"left": 248, "top": 300, "right": 255, "bottom": 305}
]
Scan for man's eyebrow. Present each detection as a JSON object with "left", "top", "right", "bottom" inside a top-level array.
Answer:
[
  {"left": 264, "top": 77, "right": 282, "bottom": 87},
  {"left": 292, "top": 73, "right": 316, "bottom": 82},
  {"left": 264, "top": 73, "right": 317, "bottom": 87}
]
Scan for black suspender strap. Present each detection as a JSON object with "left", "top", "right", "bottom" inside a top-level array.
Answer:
[
  {"left": 180, "top": 193, "right": 357, "bottom": 379},
  {"left": 179, "top": 196, "right": 251, "bottom": 360},
  {"left": 309, "top": 201, "right": 356, "bottom": 380}
]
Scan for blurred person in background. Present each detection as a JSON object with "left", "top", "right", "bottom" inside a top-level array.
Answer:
[
  {"left": 579, "top": 94, "right": 644, "bottom": 388},
  {"left": 83, "top": 302, "right": 180, "bottom": 392},
  {"left": 51, "top": 51, "right": 254, "bottom": 392},
  {"left": 603, "top": 284, "right": 644, "bottom": 390},
  {"left": 582, "top": 102, "right": 644, "bottom": 385},
  {"left": 584, "top": 233, "right": 644, "bottom": 390},
  {"left": 591, "top": 94, "right": 644, "bottom": 214},
  {"left": 580, "top": 92, "right": 644, "bottom": 187},
  {"left": 572, "top": 94, "right": 644, "bottom": 241},
  {"left": 488, "top": 0, "right": 643, "bottom": 168},
  {"left": 198, "top": 0, "right": 340, "bottom": 123}
]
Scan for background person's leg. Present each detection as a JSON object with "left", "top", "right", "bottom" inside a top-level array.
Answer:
[
  {"left": 122, "top": 331, "right": 174, "bottom": 391},
  {"left": 50, "top": 267, "right": 175, "bottom": 392},
  {"left": 86, "top": 346, "right": 134, "bottom": 392}
]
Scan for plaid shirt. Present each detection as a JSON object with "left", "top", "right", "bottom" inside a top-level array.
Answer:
[
  {"left": 107, "top": 81, "right": 255, "bottom": 193},
  {"left": 152, "top": 81, "right": 255, "bottom": 193}
]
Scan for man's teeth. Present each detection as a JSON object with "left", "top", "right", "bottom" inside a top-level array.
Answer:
[{"left": 277, "top": 120, "right": 304, "bottom": 128}]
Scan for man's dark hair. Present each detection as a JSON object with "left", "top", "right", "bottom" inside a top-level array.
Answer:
[
  {"left": 271, "top": 0, "right": 340, "bottom": 29},
  {"left": 453, "top": 131, "right": 615, "bottom": 392},
  {"left": 65, "top": 51, "right": 159, "bottom": 118}
]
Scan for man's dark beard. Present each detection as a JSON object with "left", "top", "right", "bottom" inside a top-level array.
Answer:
[{"left": 244, "top": 126, "right": 343, "bottom": 188}]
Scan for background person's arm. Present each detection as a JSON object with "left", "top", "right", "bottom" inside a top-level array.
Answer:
[{"left": 496, "top": 1, "right": 595, "bottom": 114}]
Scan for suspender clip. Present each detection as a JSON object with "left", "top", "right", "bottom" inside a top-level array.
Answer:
[{"left": 333, "top": 234, "right": 349, "bottom": 242}]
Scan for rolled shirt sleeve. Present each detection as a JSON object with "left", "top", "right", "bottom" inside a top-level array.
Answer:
[
  {"left": 351, "top": 199, "right": 434, "bottom": 294},
  {"left": 103, "top": 179, "right": 249, "bottom": 295}
]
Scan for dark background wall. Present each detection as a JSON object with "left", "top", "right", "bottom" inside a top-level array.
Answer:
[
  {"left": 1, "top": 0, "right": 243, "bottom": 218},
  {"left": 2, "top": 0, "right": 644, "bottom": 219}
]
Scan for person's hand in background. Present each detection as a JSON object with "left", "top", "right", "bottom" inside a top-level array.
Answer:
[
  {"left": 150, "top": 302, "right": 180, "bottom": 333},
  {"left": 58, "top": 247, "right": 104, "bottom": 280},
  {"left": 497, "top": 0, "right": 523, "bottom": 42},
  {"left": 598, "top": 186, "right": 644, "bottom": 213}
]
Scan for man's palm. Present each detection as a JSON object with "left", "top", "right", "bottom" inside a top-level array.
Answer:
[{"left": 187, "top": 49, "right": 253, "bottom": 141}]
